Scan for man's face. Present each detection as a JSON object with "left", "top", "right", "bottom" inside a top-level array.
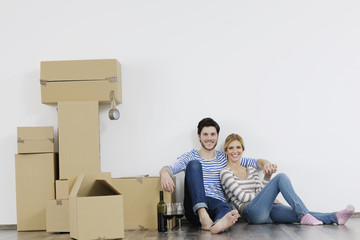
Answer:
[{"left": 198, "top": 126, "right": 218, "bottom": 151}]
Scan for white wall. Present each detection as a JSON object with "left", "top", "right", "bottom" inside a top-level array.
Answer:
[{"left": 1, "top": 0, "right": 359, "bottom": 224}]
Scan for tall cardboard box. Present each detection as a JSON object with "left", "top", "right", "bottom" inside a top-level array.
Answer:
[
  {"left": 17, "top": 126, "right": 54, "bottom": 153},
  {"left": 70, "top": 173, "right": 124, "bottom": 240},
  {"left": 46, "top": 199, "right": 69, "bottom": 232},
  {"left": 58, "top": 101, "right": 100, "bottom": 190},
  {"left": 40, "top": 59, "right": 121, "bottom": 104},
  {"left": 15, "top": 153, "right": 56, "bottom": 231},
  {"left": 112, "top": 176, "right": 176, "bottom": 230}
]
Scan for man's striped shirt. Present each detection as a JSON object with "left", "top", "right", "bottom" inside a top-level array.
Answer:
[{"left": 167, "top": 149, "right": 258, "bottom": 202}]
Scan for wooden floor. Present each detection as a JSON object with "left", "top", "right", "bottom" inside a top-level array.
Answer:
[{"left": 1, "top": 218, "right": 360, "bottom": 240}]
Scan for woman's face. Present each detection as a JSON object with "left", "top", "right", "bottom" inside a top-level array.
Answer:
[{"left": 226, "top": 140, "right": 244, "bottom": 162}]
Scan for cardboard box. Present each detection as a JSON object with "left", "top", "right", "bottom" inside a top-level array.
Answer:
[
  {"left": 56, "top": 180, "right": 69, "bottom": 200},
  {"left": 17, "top": 126, "right": 54, "bottom": 153},
  {"left": 40, "top": 59, "right": 121, "bottom": 104},
  {"left": 15, "top": 153, "right": 56, "bottom": 231},
  {"left": 58, "top": 101, "right": 100, "bottom": 190},
  {"left": 112, "top": 176, "right": 176, "bottom": 230},
  {"left": 69, "top": 173, "right": 124, "bottom": 240},
  {"left": 46, "top": 199, "right": 69, "bottom": 232}
]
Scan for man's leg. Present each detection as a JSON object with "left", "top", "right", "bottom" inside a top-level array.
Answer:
[
  {"left": 207, "top": 197, "right": 238, "bottom": 234},
  {"left": 184, "top": 160, "right": 213, "bottom": 230}
]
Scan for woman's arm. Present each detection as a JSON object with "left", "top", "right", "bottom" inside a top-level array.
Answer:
[{"left": 257, "top": 159, "right": 277, "bottom": 175}]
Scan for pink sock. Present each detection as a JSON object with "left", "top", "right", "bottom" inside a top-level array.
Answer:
[
  {"left": 300, "top": 213, "right": 323, "bottom": 225},
  {"left": 337, "top": 204, "right": 355, "bottom": 225}
]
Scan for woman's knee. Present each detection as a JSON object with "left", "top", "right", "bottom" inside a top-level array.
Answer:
[{"left": 274, "top": 173, "right": 289, "bottom": 181}]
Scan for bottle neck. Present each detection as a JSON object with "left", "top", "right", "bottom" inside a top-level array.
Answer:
[{"left": 160, "top": 191, "right": 164, "bottom": 201}]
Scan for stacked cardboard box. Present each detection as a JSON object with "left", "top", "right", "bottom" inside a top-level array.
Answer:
[
  {"left": 40, "top": 59, "right": 121, "bottom": 104},
  {"left": 46, "top": 199, "right": 69, "bottom": 233},
  {"left": 15, "top": 127, "right": 56, "bottom": 231},
  {"left": 15, "top": 59, "right": 174, "bottom": 239},
  {"left": 17, "top": 126, "right": 55, "bottom": 153},
  {"left": 46, "top": 179, "right": 70, "bottom": 233},
  {"left": 40, "top": 59, "right": 124, "bottom": 239},
  {"left": 57, "top": 100, "right": 100, "bottom": 191}
]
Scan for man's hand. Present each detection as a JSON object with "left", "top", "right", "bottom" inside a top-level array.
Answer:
[
  {"left": 160, "top": 167, "right": 175, "bottom": 193},
  {"left": 263, "top": 162, "right": 277, "bottom": 175}
]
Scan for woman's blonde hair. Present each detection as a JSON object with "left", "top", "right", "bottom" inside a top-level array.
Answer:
[{"left": 224, "top": 133, "right": 245, "bottom": 152}]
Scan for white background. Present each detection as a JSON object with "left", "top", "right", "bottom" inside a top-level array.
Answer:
[{"left": 1, "top": 0, "right": 359, "bottom": 224}]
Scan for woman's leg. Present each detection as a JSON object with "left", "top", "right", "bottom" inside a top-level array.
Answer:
[
  {"left": 269, "top": 173, "right": 311, "bottom": 221},
  {"left": 269, "top": 174, "right": 323, "bottom": 225},
  {"left": 269, "top": 204, "right": 333, "bottom": 224},
  {"left": 241, "top": 175, "right": 283, "bottom": 224},
  {"left": 184, "top": 160, "right": 212, "bottom": 228},
  {"left": 269, "top": 204, "right": 298, "bottom": 223},
  {"left": 242, "top": 173, "right": 321, "bottom": 224},
  {"left": 308, "top": 205, "right": 355, "bottom": 225},
  {"left": 270, "top": 204, "right": 353, "bottom": 225}
]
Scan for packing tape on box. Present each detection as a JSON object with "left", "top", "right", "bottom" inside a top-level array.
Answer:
[
  {"left": 17, "top": 137, "right": 54, "bottom": 143},
  {"left": 40, "top": 77, "right": 119, "bottom": 86},
  {"left": 135, "top": 174, "right": 150, "bottom": 184}
]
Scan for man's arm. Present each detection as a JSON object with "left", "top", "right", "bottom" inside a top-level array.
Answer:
[{"left": 160, "top": 166, "right": 175, "bottom": 193}]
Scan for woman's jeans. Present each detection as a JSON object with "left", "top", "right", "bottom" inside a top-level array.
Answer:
[
  {"left": 241, "top": 173, "right": 338, "bottom": 224},
  {"left": 183, "top": 160, "right": 233, "bottom": 226}
]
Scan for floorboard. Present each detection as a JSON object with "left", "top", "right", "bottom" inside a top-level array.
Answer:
[{"left": 1, "top": 218, "right": 359, "bottom": 240}]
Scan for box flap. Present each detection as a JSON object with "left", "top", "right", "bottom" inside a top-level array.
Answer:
[
  {"left": 69, "top": 175, "right": 84, "bottom": 198},
  {"left": 76, "top": 173, "right": 112, "bottom": 197},
  {"left": 86, "top": 180, "right": 120, "bottom": 197}
]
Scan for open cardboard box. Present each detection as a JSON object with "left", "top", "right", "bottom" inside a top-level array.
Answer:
[{"left": 69, "top": 173, "right": 124, "bottom": 240}]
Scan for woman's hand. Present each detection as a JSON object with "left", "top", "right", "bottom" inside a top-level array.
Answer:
[{"left": 263, "top": 163, "right": 277, "bottom": 175}]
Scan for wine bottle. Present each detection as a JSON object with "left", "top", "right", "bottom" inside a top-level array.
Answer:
[{"left": 157, "top": 191, "right": 167, "bottom": 232}]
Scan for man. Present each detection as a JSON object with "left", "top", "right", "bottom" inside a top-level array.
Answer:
[{"left": 160, "top": 118, "right": 277, "bottom": 233}]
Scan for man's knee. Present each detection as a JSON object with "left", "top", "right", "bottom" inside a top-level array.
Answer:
[{"left": 186, "top": 160, "right": 202, "bottom": 173}]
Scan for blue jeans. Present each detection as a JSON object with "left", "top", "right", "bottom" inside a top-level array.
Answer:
[
  {"left": 183, "top": 160, "right": 233, "bottom": 226},
  {"left": 241, "top": 173, "right": 338, "bottom": 224}
]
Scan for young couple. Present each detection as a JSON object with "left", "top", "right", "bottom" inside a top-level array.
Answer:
[{"left": 159, "top": 118, "right": 355, "bottom": 234}]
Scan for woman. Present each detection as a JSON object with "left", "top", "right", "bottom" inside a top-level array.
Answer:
[{"left": 220, "top": 133, "right": 354, "bottom": 225}]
